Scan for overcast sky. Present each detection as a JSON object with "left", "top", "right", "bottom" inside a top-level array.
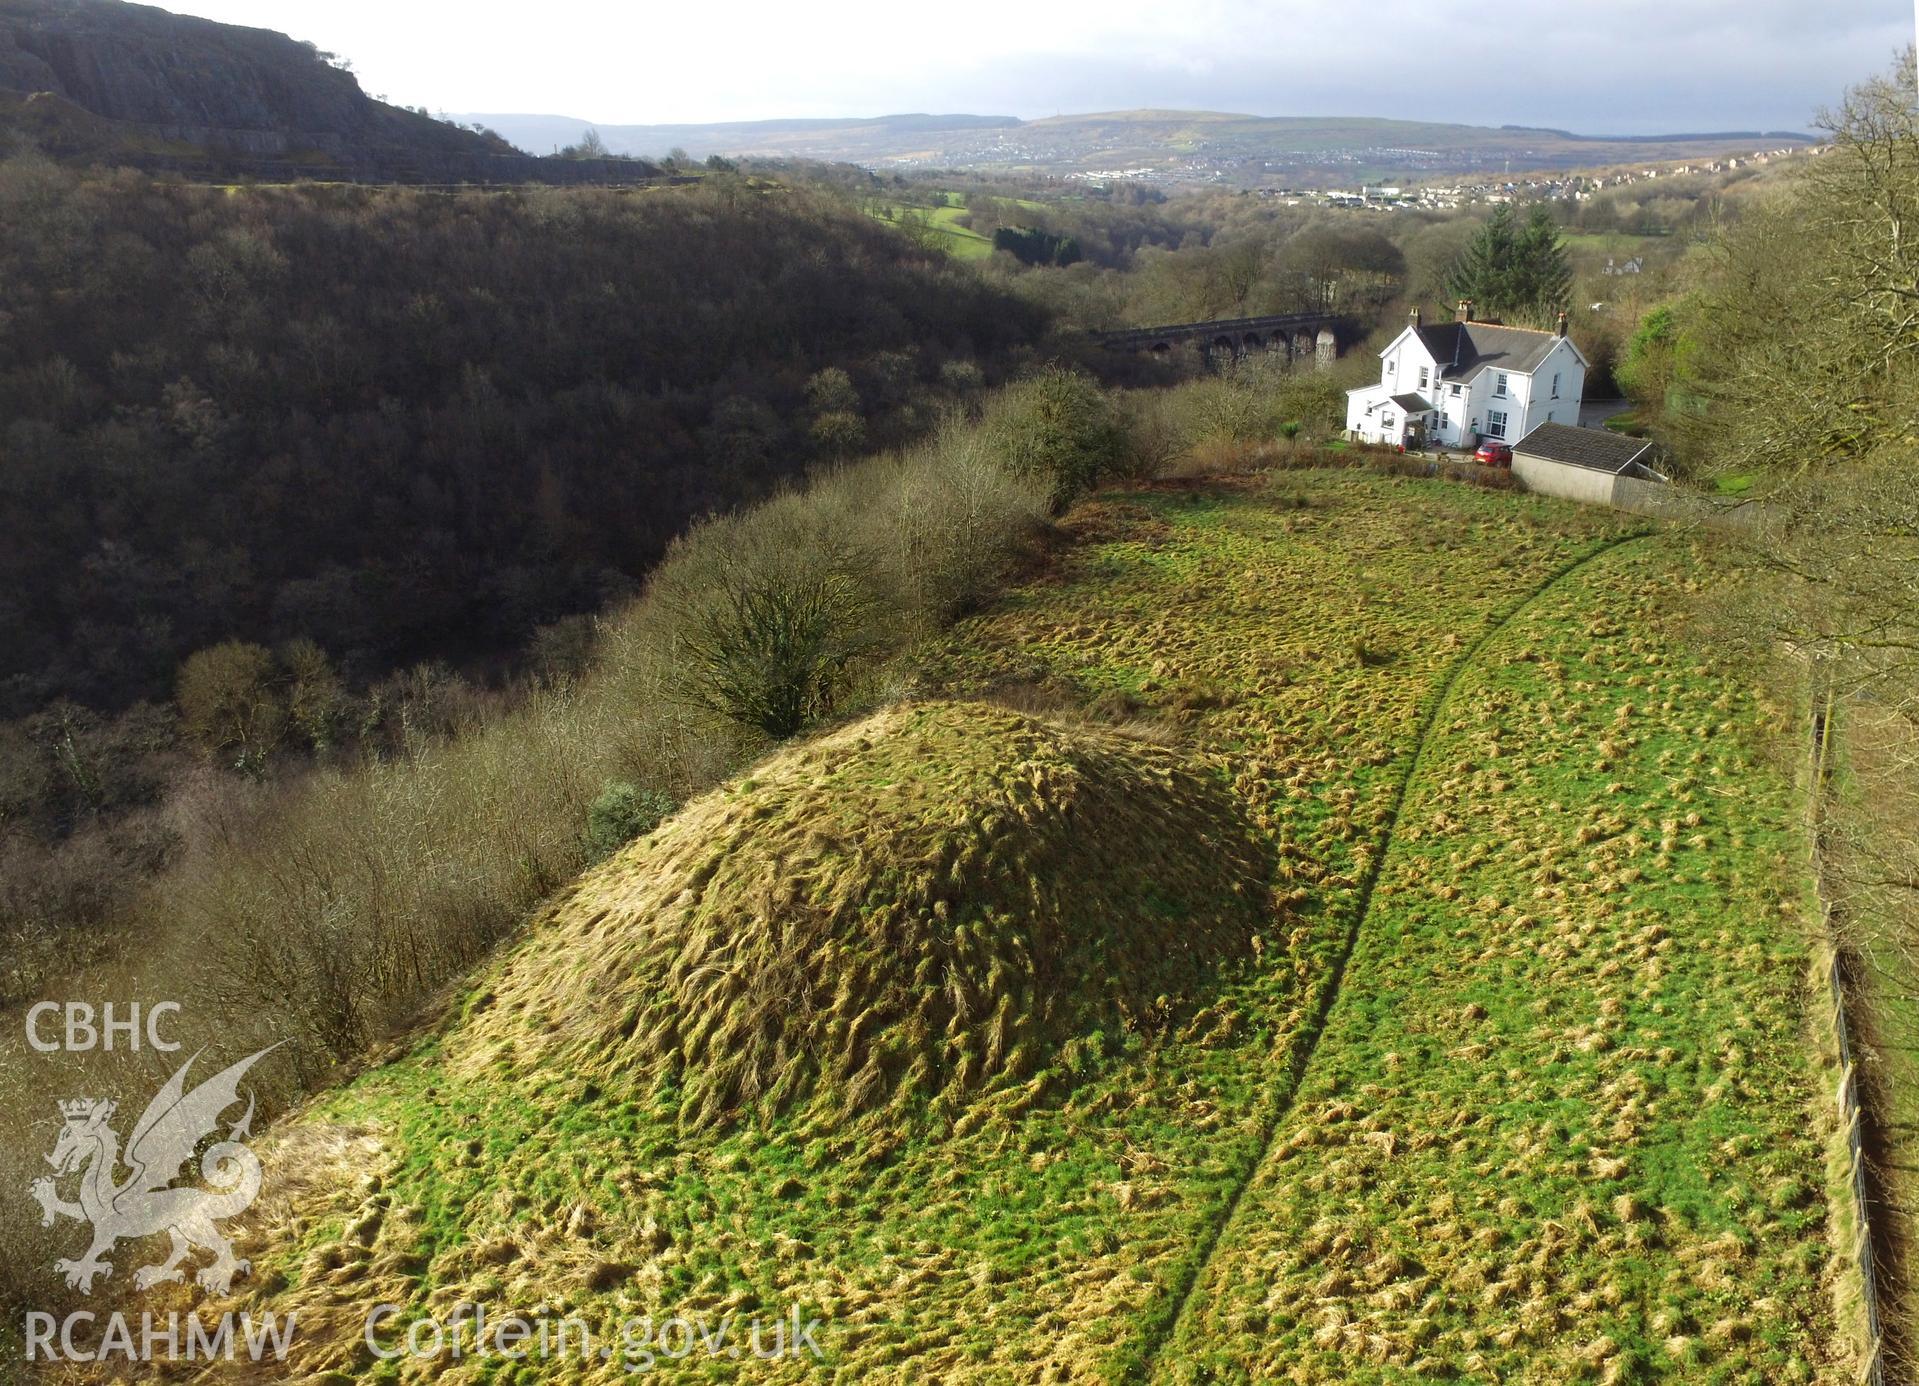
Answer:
[{"left": 163, "top": 0, "right": 1911, "bottom": 133}]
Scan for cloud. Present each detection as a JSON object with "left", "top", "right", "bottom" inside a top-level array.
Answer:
[{"left": 163, "top": 0, "right": 1910, "bottom": 131}]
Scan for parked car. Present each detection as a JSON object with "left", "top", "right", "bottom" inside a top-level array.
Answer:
[{"left": 1474, "top": 441, "right": 1513, "bottom": 467}]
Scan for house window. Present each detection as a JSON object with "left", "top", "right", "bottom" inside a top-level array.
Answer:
[
  {"left": 1487, "top": 410, "right": 1509, "bottom": 438},
  {"left": 1551, "top": 371, "right": 1561, "bottom": 399},
  {"left": 1494, "top": 372, "right": 1509, "bottom": 396},
  {"left": 1386, "top": 360, "right": 1396, "bottom": 376},
  {"left": 1449, "top": 383, "right": 1461, "bottom": 397},
  {"left": 1418, "top": 366, "right": 1430, "bottom": 389},
  {"left": 1380, "top": 414, "right": 1396, "bottom": 431}
]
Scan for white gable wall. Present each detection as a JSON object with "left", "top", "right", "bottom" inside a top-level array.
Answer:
[
  {"left": 1524, "top": 337, "right": 1586, "bottom": 434},
  {"left": 1377, "top": 328, "right": 1443, "bottom": 401}
]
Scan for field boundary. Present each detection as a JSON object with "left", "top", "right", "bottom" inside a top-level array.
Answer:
[
  {"left": 1125, "top": 527, "right": 1652, "bottom": 1382},
  {"left": 1811, "top": 689, "right": 1889, "bottom": 1386}
]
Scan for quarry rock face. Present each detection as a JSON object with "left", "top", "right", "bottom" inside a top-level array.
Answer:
[
  {"left": 0, "top": 0, "right": 373, "bottom": 131},
  {"left": 0, "top": 0, "right": 649, "bottom": 180}
]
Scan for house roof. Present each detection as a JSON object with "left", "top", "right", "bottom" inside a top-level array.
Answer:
[
  {"left": 1388, "top": 392, "right": 1433, "bottom": 412},
  {"left": 1513, "top": 422, "right": 1655, "bottom": 475},
  {"left": 1411, "top": 322, "right": 1571, "bottom": 382}
]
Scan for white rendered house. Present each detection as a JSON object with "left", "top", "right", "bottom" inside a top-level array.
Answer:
[{"left": 1345, "top": 301, "right": 1588, "bottom": 450}]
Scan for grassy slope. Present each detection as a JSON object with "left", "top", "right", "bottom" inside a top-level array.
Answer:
[
  {"left": 864, "top": 200, "right": 995, "bottom": 260},
  {"left": 105, "top": 472, "right": 1849, "bottom": 1383},
  {"left": 1160, "top": 538, "right": 1845, "bottom": 1381},
  {"left": 864, "top": 193, "right": 1049, "bottom": 262}
]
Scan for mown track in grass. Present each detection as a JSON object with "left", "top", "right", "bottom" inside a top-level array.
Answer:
[{"left": 1125, "top": 529, "right": 1653, "bottom": 1383}]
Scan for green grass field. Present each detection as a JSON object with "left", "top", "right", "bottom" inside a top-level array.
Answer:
[
  {"left": 139, "top": 472, "right": 1857, "bottom": 1383},
  {"left": 865, "top": 192, "right": 1050, "bottom": 261},
  {"left": 866, "top": 198, "right": 996, "bottom": 260},
  {"left": 1163, "top": 537, "right": 1843, "bottom": 1380}
]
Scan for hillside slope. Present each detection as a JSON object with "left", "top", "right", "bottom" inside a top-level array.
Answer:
[
  {"left": 0, "top": 0, "right": 641, "bottom": 179},
  {"left": 46, "top": 471, "right": 1854, "bottom": 1382},
  {"left": 0, "top": 166, "right": 1041, "bottom": 718}
]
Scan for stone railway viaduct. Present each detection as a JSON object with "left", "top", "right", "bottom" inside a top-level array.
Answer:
[{"left": 1092, "top": 311, "right": 1354, "bottom": 369}]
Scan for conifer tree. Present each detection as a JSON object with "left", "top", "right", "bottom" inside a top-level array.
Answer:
[
  {"left": 1445, "top": 205, "right": 1519, "bottom": 314},
  {"left": 1514, "top": 206, "right": 1574, "bottom": 321},
  {"left": 1445, "top": 205, "right": 1572, "bottom": 325}
]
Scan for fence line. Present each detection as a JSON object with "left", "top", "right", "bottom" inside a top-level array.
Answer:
[
  {"left": 1608, "top": 476, "right": 1775, "bottom": 530},
  {"left": 1811, "top": 692, "right": 1887, "bottom": 1386}
]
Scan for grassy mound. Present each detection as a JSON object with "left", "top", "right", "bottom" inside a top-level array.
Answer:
[{"left": 459, "top": 700, "right": 1274, "bottom": 1126}]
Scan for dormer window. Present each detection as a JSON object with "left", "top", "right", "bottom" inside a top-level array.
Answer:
[{"left": 1494, "top": 372, "right": 1509, "bottom": 396}]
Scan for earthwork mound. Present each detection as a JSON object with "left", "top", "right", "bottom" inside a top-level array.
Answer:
[{"left": 463, "top": 702, "right": 1276, "bottom": 1125}]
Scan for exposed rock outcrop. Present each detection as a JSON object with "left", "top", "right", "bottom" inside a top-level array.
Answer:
[{"left": 0, "top": 0, "right": 654, "bottom": 181}]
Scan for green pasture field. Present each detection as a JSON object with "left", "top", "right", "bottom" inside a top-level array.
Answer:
[{"left": 149, "top": 472, "right": 1853, "bottom": 1383}]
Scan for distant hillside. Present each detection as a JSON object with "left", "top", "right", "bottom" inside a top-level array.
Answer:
[
  {"left": 0, "top": 0, "right": 649, "bottom": 181},
  {"left": 466, "top": 105, "right": 1820, "bottom": 185},
  {"left": 465, "top": 110, "right": 1022, "bottom": 162}
]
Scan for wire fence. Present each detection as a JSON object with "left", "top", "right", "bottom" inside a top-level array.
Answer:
[{"left": 1812, "top": 691, "right": 1887, "bottom": 1386}]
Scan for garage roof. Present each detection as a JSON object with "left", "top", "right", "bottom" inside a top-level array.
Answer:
[{"left": 1513, "top": 422, "right": 1655, "bottom": 475}]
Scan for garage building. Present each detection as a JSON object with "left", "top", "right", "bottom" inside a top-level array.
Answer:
[{"left": 1510, "top": 423, "right": 1665, "bottom": 506}]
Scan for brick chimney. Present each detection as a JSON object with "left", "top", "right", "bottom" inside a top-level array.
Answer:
[
  {"left": 1409, "top": 306, "right": 1422, "bottom": 328},
  {"left": 1456, "top": 298, "right": 1474, "bottom": 323},
  {"left": 1555, "top": 309, "right": 1569, "bottom": 337}
]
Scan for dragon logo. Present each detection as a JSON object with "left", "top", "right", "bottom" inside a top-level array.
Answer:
[{"left": 28, "top": 1045, "right": 281, "bottom": 1296}]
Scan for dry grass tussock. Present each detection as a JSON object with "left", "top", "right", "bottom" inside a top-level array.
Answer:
[{"left": 459, "top": 699, "right": 1275, "bottom": 1129}]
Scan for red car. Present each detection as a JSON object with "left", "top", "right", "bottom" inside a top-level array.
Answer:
[{"left": 1473, "top": 441, "right": 1513, "bottom": 467}]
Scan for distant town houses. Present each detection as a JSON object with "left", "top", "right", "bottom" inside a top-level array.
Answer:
[
  {"left": 876, "top": 136, "right": 1815, "bottom": 199},
  {"left": 1247, "top": 144, "right": 1811, "bottom": 213}
]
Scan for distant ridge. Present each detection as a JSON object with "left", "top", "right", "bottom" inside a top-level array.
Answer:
[
  {"left": 1497, "top": 122, "right": 1817, "bottom": 142},
  {"left": 463, "top": 106, "right": 1820, "bottom": 184},
  {"left": 461, "top": 111, "right": 1020, "bottom": 159}
]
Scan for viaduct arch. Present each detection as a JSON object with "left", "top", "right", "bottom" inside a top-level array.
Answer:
[{"left": 1092, "top": 311, "right": 1353, "bottom": 369}]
